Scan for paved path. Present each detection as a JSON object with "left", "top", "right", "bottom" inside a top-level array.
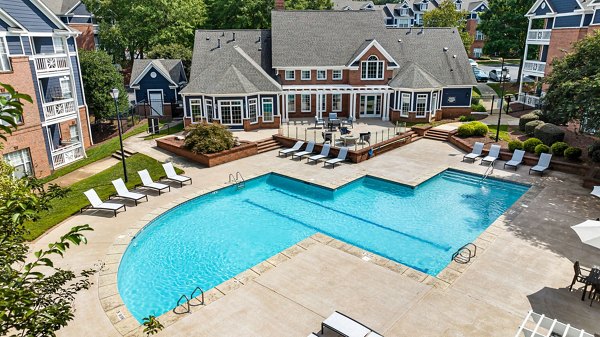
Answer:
[
  {"left": 476, "top": 83, "right": 498, "bottom": 96},
  {"left": 52, "top": 156, "right": 119, "bottom": 187}
]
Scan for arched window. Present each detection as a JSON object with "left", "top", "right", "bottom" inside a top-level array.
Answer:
[{"left": 361, "top": 55, "right": 384, "bottom": 80}]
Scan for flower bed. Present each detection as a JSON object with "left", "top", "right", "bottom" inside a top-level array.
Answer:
[{"left": 156, "top": 137, "right": 257, "bottom": 167}]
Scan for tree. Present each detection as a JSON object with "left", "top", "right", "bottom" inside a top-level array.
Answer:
[
  {"left": 423, "top": 0, "right": 473, "bottom": 53},
  {"left": 0, "top": 83, "right": 95, "bottom": 336},
  {"left": 79, "top": 49, "right": 128, "bottom": 122},
  {"left": 0, "top": 84, "right": 32, "bottom": 141},
  {"left": 542, "top": 31, "right": 600, "bottom": 133}
]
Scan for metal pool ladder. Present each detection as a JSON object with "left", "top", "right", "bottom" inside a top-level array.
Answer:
[
  {"left": 480, "top": 162, "right": 494, "bottom": 182},
  {"left": 452, "top": 243, "right": 477, "bottom": 264},
  {"left": 228, "top": 171, "right": 245, "bottom": 189},
  {"left": 173, "top": 286, "right": 205, "bottom": 314}
]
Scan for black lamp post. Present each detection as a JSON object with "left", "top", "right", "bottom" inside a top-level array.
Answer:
[
  {"left": 111, "top": 88, "right": 128, "bottom": 182},
  {"left": 495, "top": 58, "right": 509, "bottom": 142}
]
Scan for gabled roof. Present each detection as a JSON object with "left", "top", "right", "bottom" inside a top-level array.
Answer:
[
  {"left": 40, "top": 0, "right": 80, "bottom": 15},
  {"left": 468, "top": 1, "right": 488, "bottom": 12},
  {"left": 0, "top": 8, "right": 27, "bottom": 31},
  {"left": 389, "top": 62, "right": 443, "bottom": 89},
  {"left": 527, "top": 0, "right": 556, "bottom": 16},
  {"left": 346, "top": 39, "right": 399, "bottom": 68},
  {"left": 331, "top": 0, "right": 382, "bottom": 11},
  {"left": 0, "top": 0, "right": 74, "bottom": 33},
  {"left": 130, "top": 59, "right": 187, "bottom": 88}
]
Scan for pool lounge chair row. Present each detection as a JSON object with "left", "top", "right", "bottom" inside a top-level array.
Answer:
[
  {"left": 81, "top": 163, "right": 192, "bottom": 217},
  {"left": 279, "top": 141, "right": 349, "bottom": 168},
  {"left": 308, "top": 311, "right": 383, "bottom": 337},
  {"left": 462, "top": 142, "right": 552, "bottom": 176}
]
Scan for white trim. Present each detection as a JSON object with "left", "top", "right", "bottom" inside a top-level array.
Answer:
[
  {"left": 248, "top": 98, "right": 258, "bottom": 124},
  {"left": 275, "top": 66, "right": 347, "bottom": 70},
  {"left": 300, "top": 69, "right": 311, "bottom": 80},
  {"left": 332, "top": 69, "right": 343, "bottom": 80},
  {"left": 346, "top": 39, "right": 400, "bottom": 68},
  {"left": 332, "top": 93, "right": 342, "bottom": 112},
  {"left": 287, "top": 94, "right": 295, "bottom": 113},
  {"left": 234, "top": 46, "right": 282, "bottom": 89},
  {"left": 147, "top": 89, "right": 164, "bottom": 116},
  {"left": 130, "top": 61, "right": 177, "bottom": 87},
  {"left": 301, "top": 93, "right": 311, "bottom": 112},
  {"left": 64, "top": 1, "right": 83, "bottom": 15},
  {"left": 181, "top": 91, "right": 281, "bottom": 97},
  {"left": 218, "top": 99, "right": 244, "bottom": 125},
  {"left": 189, "top": 98, "right": 203, "bottom": 123},
  {"left": 262, "top": 97, "right": 274, "bottom": 122},
  {"left": 284, "top": 69, "right": 295, "bottom": 80},
  {"left": 316, "top": 69, "right": 327, "bottom": 80},
  {"left": 30, "top": 0, "right": 76, "bottom": 33},
  {"left": 0, "top": 9, "right": 28, "bottom": 32},
  {"left": 415, "top": 93, "right": 428, "bottom": 117}
]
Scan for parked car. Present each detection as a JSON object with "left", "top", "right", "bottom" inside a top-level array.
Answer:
[
  {"left": 489, "top": 68, "right": 512, "bottom": 82},
  {"left": 473, "top": 68, "right": 488, "bottom": 82},
  {"left": 469, "top": 59, "right": 478, "bottom": 68}
]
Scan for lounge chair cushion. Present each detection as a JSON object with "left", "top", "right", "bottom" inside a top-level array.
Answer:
[
  {"left": 112, "top": 179, "right": 146, "bottom": 200},
  {"left": 323, "top": 312, "right": 370, "bottom": 337},
  {"left": 139, "top": 169, "right": 169, "bottom": 190}
]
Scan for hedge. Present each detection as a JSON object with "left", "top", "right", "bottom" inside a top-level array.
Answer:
[
  {"left": 534, "top": 144, "right": 550, "bottom": 155},
  {"left": 508, "top": 140, "right": 523, "bottom": 152},
  {"left": 588, "top": 141, "right": 600, "bottom": 162},
  {"left": 565, "top": 147, "right": 583, "bottom": 161},
  {"left": 457, "top": 121, "right": 488, "bottom": 137},
  {"left": 550, "top": 142, "right": 569, "bottom": 156},
  {"left": 519, "top": 113, "right": 540, "bottom": 131},
  {"left": 533, "top": 123, "right": 565, "bottom": 146},
  {"left": 471, "top": 91, "right": 481, "bottom": 105},
  {"left": 525, "top": 120, "right": 544, "bottom": 136},
  {"left": 523, "top": 138, "right": 543, "bottom": 153},
  {"left": 471, "top": 103, "right": 486, "bottom": 112}
]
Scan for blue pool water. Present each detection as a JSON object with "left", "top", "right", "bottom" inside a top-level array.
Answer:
[{"left": 118, "top": 170, "right": 529, "bottom": 321}]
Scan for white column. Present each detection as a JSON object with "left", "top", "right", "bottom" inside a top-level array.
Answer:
[
  {"left": 349, "top": 92, "right": 354, "bottom": 120},
  {"left": 381, "top": 92, "right": 388, "bottom": 121},
  {"left": 282, "top": 93, "right": 287, "bottom": 122}
]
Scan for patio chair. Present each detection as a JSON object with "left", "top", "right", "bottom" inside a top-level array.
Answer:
[
  {"left": 321, "top": 311, "right": 383, "bottom": 337},
  {"left": 111, "top": 178, "right": 148, "bottom": 205},
  {"left": 307, "top": 144, "right": 330, "bottom": 164},
  {"left": 591, "top": 186, "right": 600, "bottom": 199},
  {"left": 481, "top": 144, "right": 501, "bottom": 166},
  {"left": 324, "top": 147, "right": 348, "bottom": 169},
  {"left": 339, "top": 127, "right": 351, "bottom": 136},
  {"left": 292, "top": 141, "right": 315, "bottom": 160},
  {"left": 504, "top": 149, "right": 525, "bottom": 170},
  {"left": 328, "top": 113, "right": 339, "bottom": 121},
  {"left": 314, "top": 116, "right": 325, "bottom": 128},
  {"left": 463, "top": 142, "right": 484, "bottom": 162},
  {"left": 341, "top": 117, "right": 354, "bottom": 129},
  {"left": 81, "top": 189, "right": 126, "bottom": 217},
  {"left": 137, "top": 169, "right": 171, "bottom": 194},
  {"left": 162, "top": 162, "right": 192, "bottom": 187},
  {"left": 569, "top": 261, "right": 590, "bottom": 291},
  {"left": 359, "top": 132, "right": 371, "bottom": 145},
  {"left": 322, "top": 132, "right": 333, "bottom": 144},
  {"left": 529, "top": 153, "right": 552, "bottom": 176},
  {"left": 279, "top": 141, "right": 304, "bottom": 157}
]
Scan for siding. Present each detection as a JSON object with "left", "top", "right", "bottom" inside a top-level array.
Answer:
[
  {"left": 0, "top": 0, "right": 58, "bottom": 32},
  {"left": 545, "top": 18, "right": 554, "bottom": 29},
  {"left": 441, "top": 88, "right": 471, "bottom": 107},
  {"left": 135, "top": 67, "right": 176, "bottom": 103},
  {"left": 6, "top": 36, "right": 23, "bottom": 55},
  {"left": 541, "top": 45, "right": 549, "bottom": 63},
  {"left": 70, "top": 16, "right": 92, "bottom": 24},
  {"left": 533, "top": 0, "right": 553, "bottom": 16},
  {"left": 411, "top": 92, "right": 431, "bottom": 112},
  {"left": 33, "top": 37, "right": 54, "bottom": 54},
  {"left": 547, "top": 0, "right": 581, "bottom": 14},
  {"left": 70, "top": 56, "right": 84, "bottom": 106},
  {"left": 0, "top": 18, "right": 8, "bottom": 31},
  {"left": 30, "top": 60, "right": 46, "bottom": 122},
  {"left": 21, "top": 37, "right": 32, "bottom": 55},
  {"left": 67, "top": 37, "right": 76, "bottom": 53},
  {"left": 554, "top": 15, "right": 583, "bottom": 28}
]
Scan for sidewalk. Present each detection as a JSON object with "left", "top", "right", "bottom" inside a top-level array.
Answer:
[{"left": 52, "top": 156, "right": 119, "bottom": 187}]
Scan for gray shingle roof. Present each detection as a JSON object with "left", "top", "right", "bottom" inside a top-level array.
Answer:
[
  {"left": 389, "top": 62, "right": 443, "bottom": 88},
  {"left": 331, "top": 0, "right": 382, "bottom": 10},
  {"left": 271, "top": 10, "right": 475, "bottom": 86},
  {"left": 181, "top": 30, "right": 281, "bottom": 95},
  {"left": 130, "top": 59, "right": 186, "bottom": 87},
  {"left": 40, "top": 0, "right": 80, "bottom": 14}
]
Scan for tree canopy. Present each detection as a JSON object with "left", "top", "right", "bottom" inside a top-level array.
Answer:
[
  {"left": 542, "top": 31, "right": 600, "bottom": 133},
  {"left": 423, "top": 0, "right": 473, "bottom": 53},
  {"left": 478, "top": 0, "right": 535, "bottom": 58}
]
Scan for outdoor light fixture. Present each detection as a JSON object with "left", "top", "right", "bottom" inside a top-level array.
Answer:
[{"left": 111, "top": 88, "right": 128, "bottom": 182}]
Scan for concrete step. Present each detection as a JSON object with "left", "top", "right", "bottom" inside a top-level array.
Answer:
[
  {"left": 424, "top": 129, "right": 451, "bottom": 141},
  {"left": 257, "top": 144, "right": 282, "bottom": 154},
  {"left": 112, "top": 147, "right": 138, "bottom": 160}
]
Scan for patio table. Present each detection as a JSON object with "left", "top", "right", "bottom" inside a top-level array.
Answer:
[
  {"left": 327, "top": 120, "right": 341, "bottom": 131},
  {"left": 582, "top": 267, "right": 600, "bottom": 301},
  {"left": 339, "top": 134, "right": 359, "bottom": 146}
]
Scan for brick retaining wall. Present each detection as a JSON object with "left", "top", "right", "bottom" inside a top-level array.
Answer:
[{"left": 156, "top": 137, "right": 258, "bottom": 167}]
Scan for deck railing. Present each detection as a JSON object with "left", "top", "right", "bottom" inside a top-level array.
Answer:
[
  {"left": 51, "top": 142, "right": 84, "bottom": 169},
  {"left": 33, "top": 54, "right": 69, "bottom": 74},
  {"left": 43, "top": 98, "right": 76, "bottom": 121},
  {"left": 523, "top": 60, "right": 546, "bottom": 77},
  {"left": 526, "top": 29, "right": 551, "bottom": 44},
  {"left": 517, "top": 93, "right": 541, "bottom": 108}
]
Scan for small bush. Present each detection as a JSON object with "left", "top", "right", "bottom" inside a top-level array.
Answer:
[
  {"left": 531, "top": 109, "right": 543, "bottom": 117},
  {"left": 471, "top": 121, "right": 489, "bottom": 136},
  {"left": 523, "top": 138, "right": 543, "bottom": 153},
  {"left": 458, "top": 115, "right": 475, "bottom": 122},
  {"left": 183, "top": 122, "right": 235, "bottom": 154},
  {"left": 588, "top": 141, "right": 600, "bottom": 162},
  {"left": 457, "top": 123, "right": 475, "bottom": 137},
  {"left": 508, "top": 140, "right": 523, "bottom": 152},
  {"left": 564, "top": 147, "right": 583, "bottom": 161},
  {"left": 525, "top": 120, "right": 544, "bottom": 136},
  {"left": 534, "top": 144, "right": 550, "bottom": 155},
  {"left": 533, "top": 123, "right": 565, "bottom": 146},
  {"left": 550, "top": 142, "right": 569, "bottom": 156},
  {"left": 471, "top": 103, "right": 487, "bottom": 112},
  {"left": 519, "top": 113, "right": 540, "bottom": 132},
  {"left": 471, "top": 91, "right": 481, "bottom": 105}
]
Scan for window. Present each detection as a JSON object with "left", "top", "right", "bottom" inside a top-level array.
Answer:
[
  {"left": 220, "top": 100, "right": 243, "bottom": 125},
  {"left": 59, "top": 77, "right": 72, "bottom": 99},
  {"left": 332, "top": 70, "right": 343, "bottom": 80},
  {"left": 287, "top": 95, "right": 295, "bottom": 112},
  {"left": 317, "top": 70, "right": 326, "bottom": 80},
  {"left": 3, "top": 148, "right": 33, "bottom": 178},
  {"left": 455, "top": 0, "right": 462, "bottom": 10},
  {"left": 69, "top": 124, "right": 80, "bottom": 142},
  {"left": 53, "top": 37, "right": 65, "bottom": 54},
  {"left": 301, "top": 70, "right": 311, "bottom": 80},
  {"left": 400, "top": 93, "right": 411, "bottom": 117},
  {"left": 473, "top": 48, "right": 483, "bottom": 58},
  {"left": 332, "top": 94, "right": 342, "bottom": 112},
  {"left": 361, "top": 55, "right": 384, "bottom": 80},
  {"left": 262, "top": 97, "right": 274, "bottom": 122},
  {"left": 420, "top": 2, "right": 427, "bottom": 11},
  {"left": 248, "top": 98, "right": 258, "bottom": 123},
  {"left": 190, "top": 99, "right": 203, "bottom": 122},
  {"left": 0, "top": 94, "right": 23, "bottom": 125},
  {"left": 431, "top": 92, "right": 438, "bottom": 112},
  {"left": 319, "top": 94, "right": 326, "bottom": 112},
  {"left": 400, "top": 8, "right": 408, "bottom": 16},
  {"left": 205, "top": 100, "right": 213, "bottom": 122},
  {"left": 285, "top": 70, "right": 295, "bottom": 80},
  {"left": 397, "top": 19, "right": 410, "bottom": 27},
  {"left": 301, "top": 94, "right": 311, "bottom": 112},
  {"left": 0, "top": 37, "right": 10, "bottom": 72},
  {"left": 475, "top": 30, "right": 485, "bottom": 41},
  {"left": 416, "top": 94, "right": 427, "bottom": 117},
  {"left": 415, "top": 13, "right": 422, "bottom": 25}
]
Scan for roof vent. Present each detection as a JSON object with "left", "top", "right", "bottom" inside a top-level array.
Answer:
[
  {"left": 453, "top": 54, "right": 457, "bottom": 58},
  {"left": 258, "top": 35, "right": 262, "bottom": 42},
  {"left": 233, "top": 32, "right": 236, "bottom": 41},
  {"left": 217, "top": 38, "right": 221, "bottom": 49},
  {"left": 206, "top": 36, "right": 210, "bottom": 41},
  {"left": 443, "top": 47, "right": 449, "bottom": 52},
  {"left": 418, "top": 26, "right": 424, "bottom": 34},
  {"left": 397, "top": 39, "right": 402, "bottom": 43},
  {"left": 221, "top": 32, "right": 225, "bottom": 37}
]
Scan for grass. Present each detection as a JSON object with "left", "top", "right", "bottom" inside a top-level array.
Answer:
[
  {"left": 406, "top": 119, "right": 458, "bottom": 128},
  {"left": 26, "top": 153, "right": 183, "bottom": 240},
  {"left": 477, "top": 58, "right": 521, "bottom": 66},
  {"left": 143, "top": 121, "right": 184, "bottom": 140},
  {"left": 40, "top": 121, "right": 148, "bottom": 183},
  {"left": 487, "top": 82, "right": 520, "bottom": 97},
  {"left": 487, "top": 125, "right": 512, "bottom": 142}
]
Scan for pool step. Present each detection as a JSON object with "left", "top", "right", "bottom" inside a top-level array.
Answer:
[
  {"left": 441, "top": 171, "right": 528, "bottom": 192},
  {"left": 257, "top": 138, "right": 282, "bottom": 154}
]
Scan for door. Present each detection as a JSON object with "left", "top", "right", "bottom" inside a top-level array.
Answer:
[
  {"left": 148, "top": 91, "right": 164, "bottom": 116},
  {"left": 219, "top": 100, "right": 243, "bottom": 125},
  {"left": 360, "top": 95, "right": 381, "bottom": 117}
]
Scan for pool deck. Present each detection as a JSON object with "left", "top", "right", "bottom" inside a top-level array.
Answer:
[{"left": 37, "top": 137, "right": 600, "bottom": 337}]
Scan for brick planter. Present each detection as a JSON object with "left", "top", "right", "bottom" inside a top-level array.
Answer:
[
  {"left": 411, "top": 125, "right": 432, "bottom": 136},
  {"left": 156, "top": 137, "right": 258, "bottom": 167}
]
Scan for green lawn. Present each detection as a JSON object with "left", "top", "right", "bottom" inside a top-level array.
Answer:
[
  {"left": 477, "top": 59, "right": 521, "bottom": 66},
  {"left": 41, "top": 121, "right": 148, "bottom": 183},
  {"left": 26, "top": 153, "right": 183, "bottom": 240},
  {"left": 487, "top": 125, "right": 511, "bottom": 142},
  {"left": 487, "top": 82, "right": 519, "bottom": 97},
  {"left": 143, "top": 121, "right": 184, "bottom": 140}
]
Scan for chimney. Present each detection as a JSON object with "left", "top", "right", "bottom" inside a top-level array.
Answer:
[
  {"left": 217, "top": 38, "right": 221, "bottom": 49},
  {"left": 275, "top": 0, "right": 285, "bottom": 10}
]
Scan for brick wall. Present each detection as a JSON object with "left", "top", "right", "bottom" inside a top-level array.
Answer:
[
  {"left": 545, "top": 28, "right": 589, "bottom": 77},
  {"left": 243, "top": 116, "right": 281, "bottom": 131},
  {"left": 156, "top": 137, "right": 258, "bottom": 167},
  {"left": 69, "top": 23, "right": 96, "bottom": 51},
  {"left": 389, "top": 109, "right": 442, "bottom": 123},
  {"left": 441, "top": 107, "right": 471, "bottom": 119},
  {"left": 79, "top": 106, "right": 92, "bottom": 148}
]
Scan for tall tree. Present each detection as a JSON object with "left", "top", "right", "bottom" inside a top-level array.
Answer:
[
  {"left": 542, "top": 31, "right": 600, "bottom": 132},
  {"left": 423, "top": 0, "right": 473, "bottom": 53}
]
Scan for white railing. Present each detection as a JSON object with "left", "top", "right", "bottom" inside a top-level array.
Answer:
[
  {"left": 43, "top": 98, "right": 76, "bottom": 121},
  {"left": 517, "top": 93, "right": 541, "bottom": 107},
  {"left": 52, "top": 142, "right": 85, "bottom": 168},
  {"left": 33, "top": 55, "right": 69, "bottom": 74},
  {"left": 523, "top": 60, "right": 546, "bottom": 77},
  {"left": 527, "top": 29, "right": 551, "bottom": 44}
]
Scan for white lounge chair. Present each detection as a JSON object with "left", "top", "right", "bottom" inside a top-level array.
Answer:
[
  {"left": 529, "top": 153, "right": 552, "bottom": 176},
  {"left": 591, "top": 186, "right": 600, "bottom": 199},
  {"left": 162, "top": 162, "right": 192, "bottom": 187},
  {"left": 279, "top": 141, "right": 304, "bottom": 157},
  {"left": 307, "top": 144, "right": 330, "bottom": 164},
  {"left": 111, "top": 178, "right": 148, "bottom": 205},
  {"left": 81, "top": 189, "right": 126, "bottom": 217},
  {"left": 463, "top": 142, "right": 484, "bottom": 162},
  {"left": 320, "top": 311, "right": 383, "bottom": 337},
  {"left": 324, "top": 147, "right": 348, "bottom": 168},
  {"left": 481, "top": 144, "right": 501, "bottom": 166},
  {"left": 292, "top": 141, "right": 315, "bottom": 160},
  {"left": 504, "top": 149, "right": 525, "bottom": 170},
  {"left": 137, "top": 169, "right": 170, "bottom": 194}
]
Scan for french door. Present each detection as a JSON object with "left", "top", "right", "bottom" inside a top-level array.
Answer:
[{"left": 359, "top": 95, "right": 381, "bottom": 117}]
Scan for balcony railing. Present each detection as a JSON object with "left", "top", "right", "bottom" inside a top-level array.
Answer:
[
  {"left": 43, "top": 98, "right": 77, "bottom": 121},
  {"left": 52, "top": 142, "right": 85, "bottom": 169},
  {"left": 517, "top": 93, "right": 541, "bottom": 108},
  {"left": 523, "top": 60, "right": 546, "bottom": 77},
  {"left": 527, "top": 29, "right": 552, "bottom": 44},
  {"left": 33, "top": 54, "right": 69, "bottom": 74}
]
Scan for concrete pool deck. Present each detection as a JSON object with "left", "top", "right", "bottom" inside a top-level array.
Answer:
[{"left": 36, "top": 138, "right": 600, "bottom": 337}]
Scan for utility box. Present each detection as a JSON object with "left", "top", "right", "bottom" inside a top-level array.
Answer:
[{"left": 148, "top": 117, "right": 160, "bottom": 134}]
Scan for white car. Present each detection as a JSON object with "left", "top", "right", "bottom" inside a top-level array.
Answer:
[
  {"left": 489, "top": 68, "right": 512, "bottom": 82},
  {"left": 469, "top": 59, "right": 478, "bottom": 68}
]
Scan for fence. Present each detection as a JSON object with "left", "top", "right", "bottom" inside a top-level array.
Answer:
[{"left": 478, "top": 93, "right": 539, "bottom": 114}]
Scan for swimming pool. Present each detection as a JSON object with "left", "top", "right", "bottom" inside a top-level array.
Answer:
[{"left": 118, "top": 170, "right": 529, "bottom": 321}]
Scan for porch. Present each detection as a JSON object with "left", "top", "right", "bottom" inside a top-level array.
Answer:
[{"left": 45, "top": 119, "right": 86, "bottom": 169}]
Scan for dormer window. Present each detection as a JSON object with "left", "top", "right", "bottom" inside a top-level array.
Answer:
[
  {"left": 455, "top": 0, "right": 462, "bottom": 10},
  {"left": 401, "top": 8, "right": 408, "bottom": 16},
  {"left": 361, "top": 55, "right": 384, "bottom": 80},
  {"left": 420, "top": 2, "right": 427, "bottom": 11}
]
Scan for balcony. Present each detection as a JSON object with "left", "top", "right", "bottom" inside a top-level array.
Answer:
[
  {"left": 523, "top": 60, "right": 546, "bottom": 77},
  {"left": 51, "top": 142, "right": 85, "bottom": 169},
  {"left": 33, "top": 54, "right": 69, "bottom": 75},
  {"left": 43, "top": 98, "right": 77, "bottom": 122},
  {"left": 527, "top": 29, "right": 551, "bottom": 45},
  {"left": 517, "top": 93, "right": 541, "bottom": 108}
]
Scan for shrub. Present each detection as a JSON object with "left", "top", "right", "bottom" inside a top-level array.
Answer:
[
  {"left": 458, "top": 115, "right": 475, "bottom": 122},
  {"left": 533, "top": 123, "right": 565, "bottom": 145},
  {"left": 531, "top": 109, "right": 543, "bottom": 117},
  {"left": 183, "top": 122, "right": 235, "bottom": 154},
  {"left": 524, "top": 120, "right": 544, "bottom": 136},
  {"left": 534, "top": 144, "right": 550, "bottom": 155},
  {"left": 508, "top": 140, "right": 523, "bottom": 152},
  {"left": 471, "top": 103, "right": 487, "bottom": 112},
  {"left": 457, "top": 123, "right": 475, "bottom": 137},
  {"left": 588, "top": 141, "right": 600, "bottom": 162},
  {"left": 564, "top": 147, "right": 583, "bottom": 161},
  {"left": 519, "top": 113, "right": 540, "bottom": 131},
  {"left": 523, "top": 138, "right": 543, "bottom": 153},
  {"left": 471, "top": 91, "right": 481, "bottom": 105},
  {"left": 471, "top": 121, "right": 489, "bottom": 136},
  {"left": 550, "top": 142, "right": 569, "bottom": 156}
]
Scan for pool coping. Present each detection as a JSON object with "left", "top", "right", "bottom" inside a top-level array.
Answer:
[{"left": 98, "top": 169, "right": 542, "bottom": 337}]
